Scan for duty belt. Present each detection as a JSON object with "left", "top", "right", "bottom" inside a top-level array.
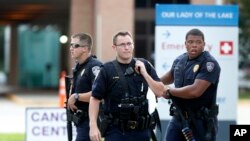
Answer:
[
  {"left": 112, "top": 115, "right": 156, "bottom": 132},
  {"left": 171, "top": 105, "right": 219, "bottom": 120},
  {"left": 126, "top": 120, "right": 138, "bottom": 130}
]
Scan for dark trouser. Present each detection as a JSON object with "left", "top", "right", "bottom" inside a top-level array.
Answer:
[
  {"left": 164, "top": 116, "right": 186, "bottom": 141},
  {"left": 75, "top": 118, "right": 90, "bottom": 141},
  {"left": 164, "top": 116, "right": 218, "bottom": 141},
  {"left": 105, "top": 126, "right": 151, "bottom": 141}
]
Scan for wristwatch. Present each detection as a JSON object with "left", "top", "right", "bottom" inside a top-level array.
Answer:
[{"left": 74, "top": 93, "right": 79, "bottom": 102}]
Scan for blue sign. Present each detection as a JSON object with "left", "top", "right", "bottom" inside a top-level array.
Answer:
[{"left": 156, "top": 4, "right": 238, "bottom": 26}]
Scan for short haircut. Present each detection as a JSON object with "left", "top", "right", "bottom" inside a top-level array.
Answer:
[
  {"left": 71, "top": 32, "right": 93, "bottom": 49},
  {"left": 185, "top": 28, "right": 205, "bottom": 41},
  {"left": 113, "top": 31, "right": 132, "bottom": 45}
]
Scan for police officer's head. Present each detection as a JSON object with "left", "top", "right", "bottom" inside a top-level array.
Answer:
[
  {"left": 112, "top": 31, "right": 134, "bottom": 63},
  {"left": 71, "top": 33, "right": 93, "bottom": 50},
  {"left": 112, "top": 31, "right": 132, "bottom": 45},
  {"left": 185, "top": 28, "right": 205, "bottom": 41},
  {"left": 70, "top": 33, "right": 93, "bottom": 60},
  {"left": 185, "top": 28, "right": 206, "bottom": 59}
]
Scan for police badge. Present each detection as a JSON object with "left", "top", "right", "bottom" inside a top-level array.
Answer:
[
  {"left": 193, "top": 64, "right": 199, "bottom": 73},
  {"left": 80, "top": 69, "right": 85, "bottom": 76},
  {"left": 206, "top": 62, "right": 215, "bottom": 72}
]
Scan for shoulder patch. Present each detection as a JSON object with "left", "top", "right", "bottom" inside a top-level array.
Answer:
[
  {"left": 92, "top": 66, "right": 100, "bottom": 77},
  {"left": 206, "top": 62, "right": 215, "bottom": 72}
]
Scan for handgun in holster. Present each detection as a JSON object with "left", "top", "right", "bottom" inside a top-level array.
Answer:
[
  {"left": 203, "top": 104, "right": 219, "bottom": 141},
  {"left": 72, "top": 110, "right": 85, "bottom": 126},
  {"left": 98, "top": 109, "right": 111, "bottom": 137}
]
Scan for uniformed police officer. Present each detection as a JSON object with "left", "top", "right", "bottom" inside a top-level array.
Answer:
[
  {"left": 161, "top": 28, "right": 221, "bottom": 141},
  {"left": 88, "top": 31, "right": 165, "bottom": 141},
  {"left": 67, "top": 33, "right": 102, "bottom": 141}
]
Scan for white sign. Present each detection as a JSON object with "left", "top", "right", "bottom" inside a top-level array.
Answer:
[
  {"left": 155, "top": 5, "right": 238, "bottom": 121},
  {"left": 26, "top": 108, "right": 76, "bottom": 141}
]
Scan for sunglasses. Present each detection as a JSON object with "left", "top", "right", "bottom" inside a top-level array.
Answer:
[{"left": 70, "top": 43, "right": 88, "bottom": 48}]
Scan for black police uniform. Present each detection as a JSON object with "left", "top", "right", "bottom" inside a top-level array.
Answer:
[
  {"left": 72, "top": 56, "right": 102, "bottom": 141},
  {"left": 92, "top": 58, "right": 160, "bottom": 141},
  {"left": 165, "top": 51, "right": 221, "bottom": 141}
]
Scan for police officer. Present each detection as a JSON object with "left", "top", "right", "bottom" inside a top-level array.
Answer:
[
  {"left": 68, "top": 33, "right": 102, "bottom": 141},
  {"left": 161, "top": 28, "right": 221, "bottom": 141},
  {"left": 88, "top": 31, "right": 165, "bottom": 141}
]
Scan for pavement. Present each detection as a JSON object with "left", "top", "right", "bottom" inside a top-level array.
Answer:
[
  {"left": 0, "top": 90, "right": 249, "bottom": 133},
  {"left": 0, "top": 90, "right": 59, "bottom": 133},
  {"left": 236, "top": 99, "right": 250, "bottom": 125}
]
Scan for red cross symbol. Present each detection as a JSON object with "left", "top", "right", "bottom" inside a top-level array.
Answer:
[{"left": 220, "top": 41, "right": 233, "bottom": 55}]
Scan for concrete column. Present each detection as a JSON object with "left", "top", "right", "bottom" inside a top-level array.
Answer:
[
  {"left": 68, "top": 0, "right": 95, "bottom": 72},
  {"left": 68, "top": 0, "right": 134, "bottom": 70},
  {"left": 95, "top": 0, "right": 134, "bottom": 62},
  {"left": 69, "top": 0, "right": 95, "bottom": 35},
  {"left": 8, "top": 25, "right": 18, "bottom": 85},
  {"left": 191, "top": 0, "right": 218, "bottom": 4}
]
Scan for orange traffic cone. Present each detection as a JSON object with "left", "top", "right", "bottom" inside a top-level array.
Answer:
[{"left": 59, "top": 71, "right": 66, "bottom": 108}]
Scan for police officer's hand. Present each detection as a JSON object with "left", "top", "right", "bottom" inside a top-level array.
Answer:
[
  {"left": 68, "top": 93, "right": 78, "bottom": 112},
  {"left": 89, "top": 125, "right": 101, "bottom": 141},
  {"left": 163, "top": 86, "right": 172, "bottom": 99},
  {"left": 135, "top": 60, "right": 147, "bottom": 76}
]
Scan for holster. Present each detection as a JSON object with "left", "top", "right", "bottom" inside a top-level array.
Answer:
[
  {"left": 98, "top": 113, "right": 111, "bottom": 137},
  {"left": 72, "top": 110, "right": 88, "bottom": 126},
  {"left": 193, "top": 104, "right": 219, "bottom": 141},
  {"left": 202, "top": 105, "right": 219, "bottom": 141}
]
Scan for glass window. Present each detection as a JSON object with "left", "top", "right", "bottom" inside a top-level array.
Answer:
[
  {"left": 18, "top": 25, "right": 60, "bottom": 88},
  {"left": 135, "top": 0, "right": 147, "bottom": 8},
  {"left": 150, "top": 0, "right": 172, "bottom": 7},
  {"left": 135, "top": 21, "right": 147, "bottom": 35},
  {"left": 0, "top": 26, "right": 4, "bottom": 71},
  {"left": 0, "top": 26, "right": 6, "bottom": 84},
  {"left": 150, "top": 0, "right": 190, "bottom": 7},
  {"left": 176, "top": 0, "right": 190, "bottom": 4},
  {"left": 150, "top": 21, "right": 155, "bottom": 34},
  {"left": 135, "top": 38, "right": 147, "bottom": 58},
  {"left": 148, "top": 40, "right": 155, "bottom": 66}
]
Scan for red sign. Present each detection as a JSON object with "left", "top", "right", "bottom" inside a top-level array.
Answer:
[{"left": 220, "top": 41, "right": 233, "bottom": 55}]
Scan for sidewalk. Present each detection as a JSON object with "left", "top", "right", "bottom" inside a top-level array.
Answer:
[
  {"left": 0, "top": 90, "right": 59, "bottom": 133},
  {"left": 237, "top": 99, "right": 250, "bottom": 125},
  {"left": 0, "top": 91, "right": 249, "bottom": 133},
  {"left": 6, "top": 90, "right": 59, "bottom": 107}
]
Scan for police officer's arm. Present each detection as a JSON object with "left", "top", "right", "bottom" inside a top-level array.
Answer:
[
  {"left": 89, "top": 96, "right": 102, "bottom": 141},
  {"left": 78, "top": 92, "right": 92, "bottom": 102},
  {"left": 68, "top": 64, "right": 101, "bottom": 111},
  {"left": 160, "top": 70, "right": 174, "bottom": 85},
  {"left": 68, "top": 92, "right": 92, "bottom": 111},
  {"left": 167, "top": 79, "right": 211, "bottom": 99},
  {"left": 135, "top": 60, "right": 165, "bottom": 97}
]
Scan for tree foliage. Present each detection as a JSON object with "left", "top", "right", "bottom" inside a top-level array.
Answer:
[{"left": 227, "top": 0, "right": 250, "bottom": 68}]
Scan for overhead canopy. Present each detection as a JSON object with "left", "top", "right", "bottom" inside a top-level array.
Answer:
[{"left": 0, "top": 0, "right": 69, "bottom": 25}]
